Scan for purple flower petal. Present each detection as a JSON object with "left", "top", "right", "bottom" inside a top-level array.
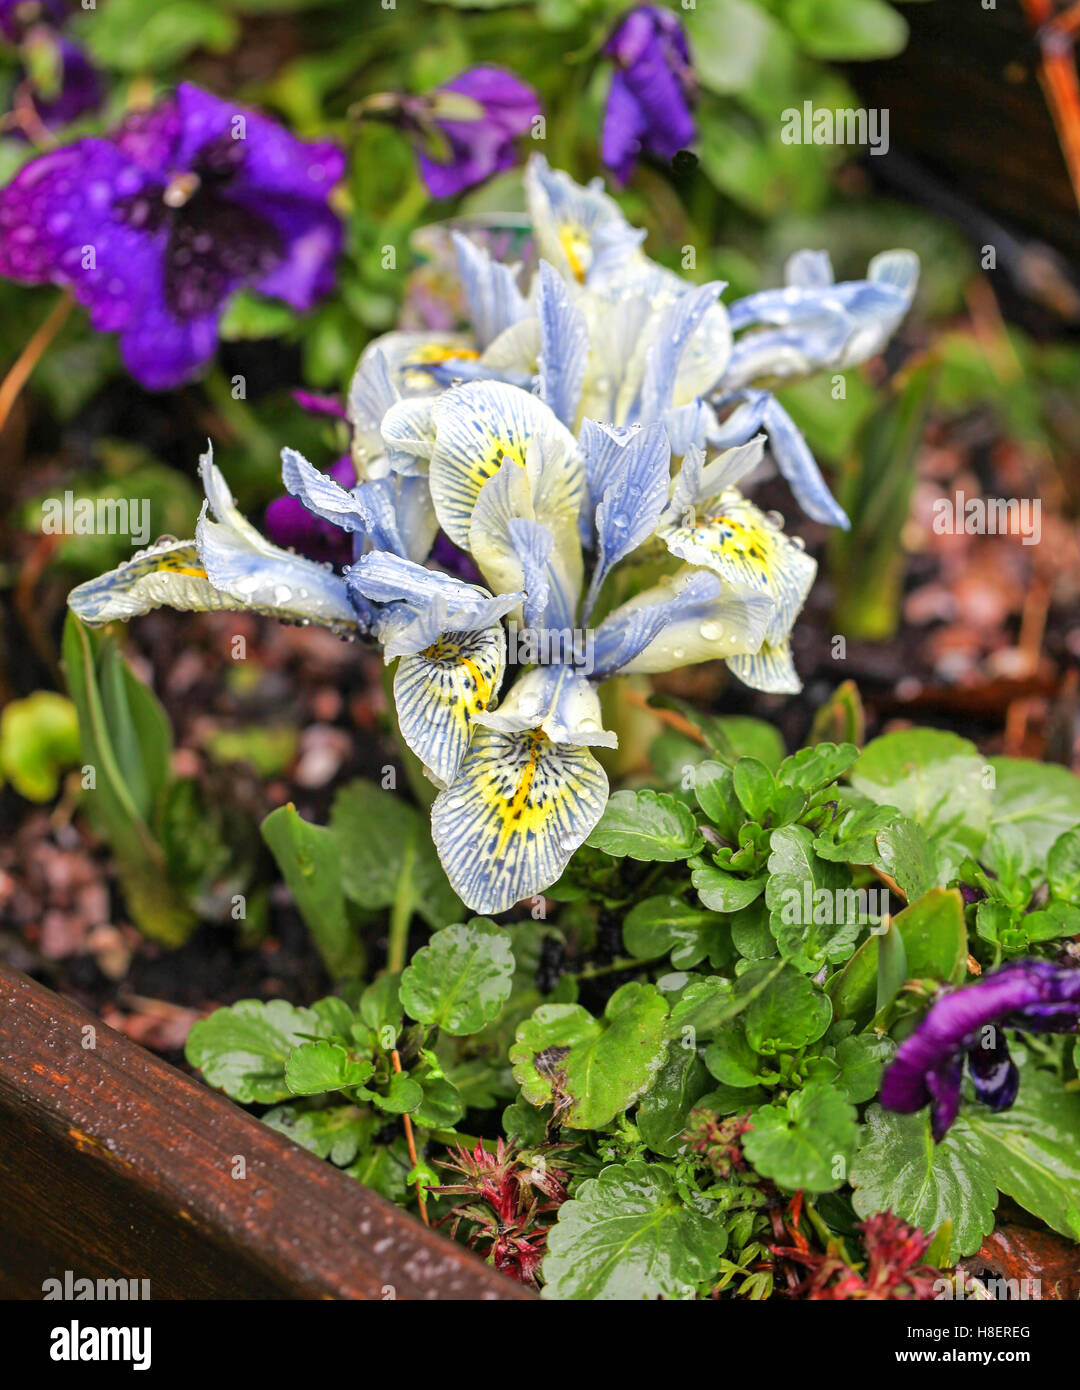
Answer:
[
  {"left": 601, "top": 5, "right": 696, "bottom": 183},
  {"left": 880, "top": 960, "right": 1080, "bottom": 1139},
  {"left": 416, "top": 66, "right": 541, "bottom": 199},
  {"left": 26, "top": 38, "right": 102, "bottom": 130},
  {"left": 0, "top": 83, "right": 345, "bottom": 389}
]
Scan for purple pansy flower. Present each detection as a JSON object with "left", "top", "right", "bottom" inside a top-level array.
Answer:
[
  {"left": 601, "top": 5, "right": 696, "bottom": 184},
  {"left": 1, "top": 1, "right": 102, "bottom": 131},
  {"left": 880, "top": 959, "right": 1080, "bottom": 1141},
  {"left": 362, "top": 66, "right": 540, "bottom": 200},
  {"left": 0, "top": 82, "right": 344, "bottom": 389}
]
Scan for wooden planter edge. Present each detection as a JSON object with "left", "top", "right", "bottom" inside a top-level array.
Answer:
[{"left": 0, "top": 962, "right": 532, "bottom": 1301}]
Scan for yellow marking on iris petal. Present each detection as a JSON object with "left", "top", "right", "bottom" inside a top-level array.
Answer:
[
  {"left": 558, "top": 224, "right": 589, "bottom": 283},
  {"left": 494, "top": 730, "right": 547, "bottom": 856},
  {"left": 410, "top": 344, "right": 481, "bottom": 364}
]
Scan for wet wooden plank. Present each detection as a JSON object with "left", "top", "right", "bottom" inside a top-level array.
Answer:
[{"left": 0, "top": 962, "right": 532, "bottom": 1300}]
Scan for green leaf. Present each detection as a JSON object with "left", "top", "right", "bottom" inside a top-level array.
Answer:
[
  {"left": 989, "top": 759, "right": 1080, "bottom": 862},
  {"left": 62, "top": 614, "right": 195, "bottom": 946},
  {"left": 510, "top": 983, "right": 670, "bottom": 1129},
  {"left": 829, "top": 887, "right": 967, "bottom": 1024},
  {"left": 765, "top": 824, "right": 860, "bottom": 973},
  {"left": 623, "top": 895, "right": 727, "bottom": 969},
  {"left": 784, "top": 0, "right": 908, "bottom": 60},
  {"left": 743, "top": 1083, "right": 857, "bottom": 1193},
  {"left": 851, "top": 730, "right": 990, "bottom": 875},
  {"left": 1050, "top": 828, "right": 1078, "bottom": 906},
  {"left": 744, "top": 964, "right": 832, "bottom": 1055},
  {"left": 636, "top": 1043, "right": 711, "bottom": 1156},
  {"left": 586, "top": 789, "right": 704, "bottom": 861},
  {"left": 776, "top": 742, "right": 858, "bottom": 793},
  {"left": 833, "top": 1034, "right": 894, "bottom": 1104},
  {"left": 261, "top": 804, "right": 362, "bottom": 979},
  {"left": 541, "top": 1162, "right": 727, "bottom": 1300},
  {"left": 705, "top": 1021, "right": 769, "bottom": 1088},
  {"left": 692, "top": 861, "right": 766, "bottom": 912},
  {"left": 964, "top": 1059, "right": 1080, "bottom": 1242},
  {"left": 185, "top": 999, "right": 349, "bottom": 1104},
  {"left": 732, "top": 757, "right": 775, "bottom": 823},
  {"left": 374, "top": 1072, "right": 423, "bottom": 1115},
  {"left": 329, "top": 778, "right": 461, "bottom": 930},
  {"left": 399, "top": 920, "right": 514, "bottom": 1036},
  {"left": 875, "top": 816, "right": 939, "bottom": 902},
  {"left": 850, "top": 1106, "right": 997, "bottom": 1261},
  {"left": 262, "top": 1104, "right": 376, "bottom": 1166},
  {"left": 693, "top": 760, "right": 742, "bottom": 838},
  {"left": 808, "top": 680, "right": 865, "bottom": 748},
  {"left": 285, "top": 1040, "right": 374, "bottom": 1096},
  {"left": 0, "top": 691, "right": 80, "bottom": 802}
]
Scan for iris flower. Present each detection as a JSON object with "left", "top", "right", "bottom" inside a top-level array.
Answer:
[
  {"left": 880, "top": 959, "right": 1080, "bottom": 1140},
  {"left": 0, "top": 82, "right": 344, "bottom": 388},
  {"left": 68, "top": 159, "right": 917, "bottom": 916}
]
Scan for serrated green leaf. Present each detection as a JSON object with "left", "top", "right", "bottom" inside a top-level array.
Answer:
[
  {"left": 399, "top": 920, "right": 514, "bottom": 1035},
  {"left": 185, "top": 999, "right": 348, "bottom": 1104},
  {"left": 850, "top": 1106, "right": 997, "bottom": 1261},
  {"left": 832, "top": 1033, "right": 894, "bottom": 1104},
  {"left": 587, "top": 789, "right": 704, "bottom": 861},
  {"left": 285, "top": 1040, "right": 374, "bottom": 1096},
  {"left": 851, "top": 729, "right": 991, "bottom": 875},
  {"left": 510, "top": 984, "right": 670, "bottom": 1129},
  {"left": 964, "top": 1058, "right": 1080, "bottom": 1242},
  {"left": 776, "top": 742, "right": 858, "bottom": 793},
  {"left": 765, "top": 824, "right": 860, "bottom": 973},
  {"left": 692, "top": 860, "right": 766, "bottom": 912},
  {"left": 743, "top": 1083, "right": 857, "bottom": 1193},
  {"left": 744, "top": 963, "right": 832, "bottom": 1054},
  {"left": 989, "top": 758, "right": 1080, "bottom": 861},
  {"left": 623, "top": 895, "right": 726, "bottom": 969},
  {"left": 262, "top": 1103, "right": 376, "bottom": 1166},
  {"left": 374, "top": 1072, "right": 423, "bottom": 1115},
  {"left": 542, "top": 1162, "right": 728, "bottom": 1300}
]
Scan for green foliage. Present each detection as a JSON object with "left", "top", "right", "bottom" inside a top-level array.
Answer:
[
  {"left": 183, "top": 711, "right": 1080, "bottom": 1299},
  {"left": 0, "top": 691, "right": 80, "bottom": 802}
]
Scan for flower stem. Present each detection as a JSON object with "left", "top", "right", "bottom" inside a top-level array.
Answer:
[
  {"left": 386, "top": 835, "right": 415, "bottom": 975},
  {"left": 0, "top": 293, "right": 72, "bottom": 437},
  {"left": 392, "top": 1048, "right": 429, "bottom": 1226}
]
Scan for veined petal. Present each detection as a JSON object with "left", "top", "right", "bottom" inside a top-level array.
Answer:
[
  {"left": 394, "top": 624, "right": 505, "bottom": 786},
  {"left": 523, "top": 153, "right": 640, "bottom": 287},
  {"left": 726, "top": 638, "right": 802, "bottom": 694},
  {"left": 67, "top": 539, "right": 244, "bottom": 626},
  {"left": 536, "top": 259, "right": 588, "bottom": 428},
  {"left": 761, "top": 395, "right": 849, "bottom": 530},
  {"left": 280, "top": 446, "right": 368, "bottom": 533},
  {"left": 348, "top": 551, "right": 520, "bottom": 658},
  {"left": 473, "top": 665, "right": 615, "bottom": 747},
  {"left": 637, "top": 280, "right": 725, "bottom": 422},
  {"left": 429, "top": 379, "right": 582, "bottom": 548},
  {"left": 665, "top": 438, "right": 765, "bottom": 522},
  {"left": 583, "top": 420, "right": 670, "bottom": 620},
  {"left": 595, "top": 568, "right": 771, "bottom": 678},
  {"left": 431, "top": 727, "right": 608, "bottom": 913},
  {"left": 379, "top": 395, "right": 438, "bottom": 476},
  {"left": 191, "top": 445, "right": 361, "bottom": 631},
  {"left": 452, "top": 229, "right": 528, "bottom": 350},
  {"left": 657, "top": 486, "right": 816, "bottom": 646}
]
